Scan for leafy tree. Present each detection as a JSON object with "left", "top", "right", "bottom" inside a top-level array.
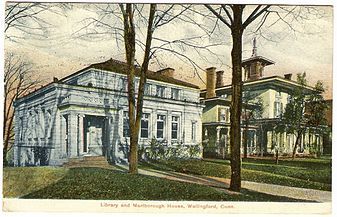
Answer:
[
  {"left": 304, "top": 81, "right": 329, "bottom": 156},
  {"left": 276, "top": 73, "right": 328, "bottom": 159}
]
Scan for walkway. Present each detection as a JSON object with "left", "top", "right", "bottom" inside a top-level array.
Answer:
[{"left": 115, "top": 164, "right": 331, "bottom": 202}]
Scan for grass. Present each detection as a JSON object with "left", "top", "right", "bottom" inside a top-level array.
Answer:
[
  {"left": 3, "top": 167, "right": 307, "bottom": 201},
  {"left": 3, "top": 167, "right": 67, "bottom": 198},
  {"left": 140, "top": 157, "right": 332, "bottom": 191}
]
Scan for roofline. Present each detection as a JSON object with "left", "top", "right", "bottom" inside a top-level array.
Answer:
[
  {"left": 242, "top": 56, "right": 275, "bottom": 66},
  {"left": 200, "top": 75, "right": 315, "bottom": 93},
  {"left": 15, "top": 82, "right": 57, "bottom": 104},
  {"left": 60, "top": 59, "right": 199, "bottom": 89},
  {"left": 200, "top": 97, "right": 230, "bottom": 102}
]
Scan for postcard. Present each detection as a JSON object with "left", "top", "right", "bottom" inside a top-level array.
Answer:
[{"left": 1, "top": 0, "right": 333, "bottom": 215}]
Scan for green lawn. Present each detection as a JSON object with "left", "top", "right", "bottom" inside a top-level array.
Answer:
[
  {"left": 3, "top": 167, "right": 307, "bottom": 201},
  {"left": 3, "top": 167, "right": 67, "bottom": 198},
  {"left": 140, "top": 157, "right": 332, "bottom": 191}
]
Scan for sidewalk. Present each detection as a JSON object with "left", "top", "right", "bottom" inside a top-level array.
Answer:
[{"left": 115, "top": 164, "right": 331, "bottom": 202}]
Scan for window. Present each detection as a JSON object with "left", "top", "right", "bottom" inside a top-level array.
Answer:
[
  {"left": 191, "top": 122, "right": 196, "bottom": 141},
  {"left": 171, "top": 116, "right": 179, "bottom": 140},
  {"left": 144, "top": 84, "right": 151, "bottom": 95},
  {"left": 157, "top": 115, "right": 166, "bottom": 139},
  {"left": 287, "top": 95, "right": 292, "bottom": 103},
  {"left": 219, "top": 108, "right": 228, "bottom": 122},
  {"left": 119, "top": 78, "right": 127, "bottom": 91},
  {"left": 141, "top": 113, "right": 149, "bottom": 138},
  {"left": 123, "top": 111, "right": 130, "bottom": 137},
  {"left": 171, "top": 88, "right": 180, "bottom": 100},
  {"left": 156, "top": 85, "right": 165, "bottom": 98},
  {"left": 276, "top": 91, "right": 282, "bottom": 98},
  {"left": 274, "top": 101, "right": 283, "bottom": 118}
]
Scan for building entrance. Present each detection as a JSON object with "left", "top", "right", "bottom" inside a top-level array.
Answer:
[{"left": 83, "top": 115, "right": 107, "bottom": 156}]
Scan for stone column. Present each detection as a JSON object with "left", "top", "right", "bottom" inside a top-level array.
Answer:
[
  {"left": 106, "top": 116, "right": 113, "bottom": 161},
  {"left": 78, "top": 114, "right": 85, "bottom": 155},
  {"left": 164, "top": 111, "right": 169, "bottom": 142},
  {"left": 13, "top": 146, "right": 19, "bottom": 166},
  {"left": 152, "top": 109, "right": 157, "bottom": 139},
  {"left": 167, "top": 111, "right": 172, "bottom": 144},
  {"left": 180, "top": 111, "right": 185, "bottom": 144},
  {"left": 59, "top": 114, "right": 66, "bottom": 156},
  {"left": 68, "top": 112, "right": 79, "bottom": 157}
]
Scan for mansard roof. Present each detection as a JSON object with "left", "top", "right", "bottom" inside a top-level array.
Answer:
[{"left": 60, "top": 58, "right": 199, "bottom": 89}]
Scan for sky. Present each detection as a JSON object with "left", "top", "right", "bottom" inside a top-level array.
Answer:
[{"left": 3, "top": 2, "right": 334, "bottom": 99}]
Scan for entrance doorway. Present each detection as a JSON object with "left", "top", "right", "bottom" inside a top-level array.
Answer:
[{"left": 83, "top": 115, "right": 107, "bottom": 156}]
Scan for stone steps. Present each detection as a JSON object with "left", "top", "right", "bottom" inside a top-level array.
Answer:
[{"left": 63, "top": 156, "right": 110, "bottom": 168}]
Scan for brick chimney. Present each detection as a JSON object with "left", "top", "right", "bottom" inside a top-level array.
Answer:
[
  {"left": 157, "top": 67, "right": 175, "bottom": 77},
  {"left": 284, "top": 73, "right": 292, "bottom": 80},
  {"left": 206, "top": 67, "right": 216, "bottom": 98},
  {"left": 216, "top": 70, "right": 224, "bottom": 88}
]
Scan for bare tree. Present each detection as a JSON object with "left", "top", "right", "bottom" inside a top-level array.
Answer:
[
  {"left": 203, "top": 4, "right": 271, "bottom": 192},
  {"left": 72, "top": 3, "right": 226, "bottom": 174},
  {"left": 119, "top": 4, "right": 226, "bottom": 174},
  {"left": 5, "top": 2, "right": 67, "bottom": 40},
  {"left": 204, "top": 4, "right": 326, "bottom": 191},
  {"left": 3, "top": 53, "right": 41, "bottom": 166},
  {"left": 116, "top": 3, "right": 156, "bottom": 174}
]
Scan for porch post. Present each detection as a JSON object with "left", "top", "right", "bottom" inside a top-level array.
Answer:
[{"left": 216, "top": 126, "right": 221, "bottom": 154}]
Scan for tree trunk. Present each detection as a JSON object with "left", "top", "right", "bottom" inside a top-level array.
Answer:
[
  {"left": 3, "top": 114, "right": 14, "bottom": 167},
  {"left": 120, "top": 4, "right": 156, "bottom": 174},
  {"left": 3, "top": 95, "right": 16, "bottom": 167},
  {"left": 3, "top": 147, "right": 8, "bottom": 167},
  {"left": 260, "top": 126, "right": 264, "bottom": 157},
  {"left": 292, "top": 131, "right": 302, "bottom": 160},
  {"left": 275, "top": 148, "right": 279, "bottom": 164},
  {"left": 121, "top": 4, "right": 137, "bottom": 174},
  {"left": 229, "top": 5, "right": 244, "bottom": 192}
]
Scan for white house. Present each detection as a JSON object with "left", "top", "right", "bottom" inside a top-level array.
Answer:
[{"left": 13, "top": 59, "right": 204, "bottom": 166}]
